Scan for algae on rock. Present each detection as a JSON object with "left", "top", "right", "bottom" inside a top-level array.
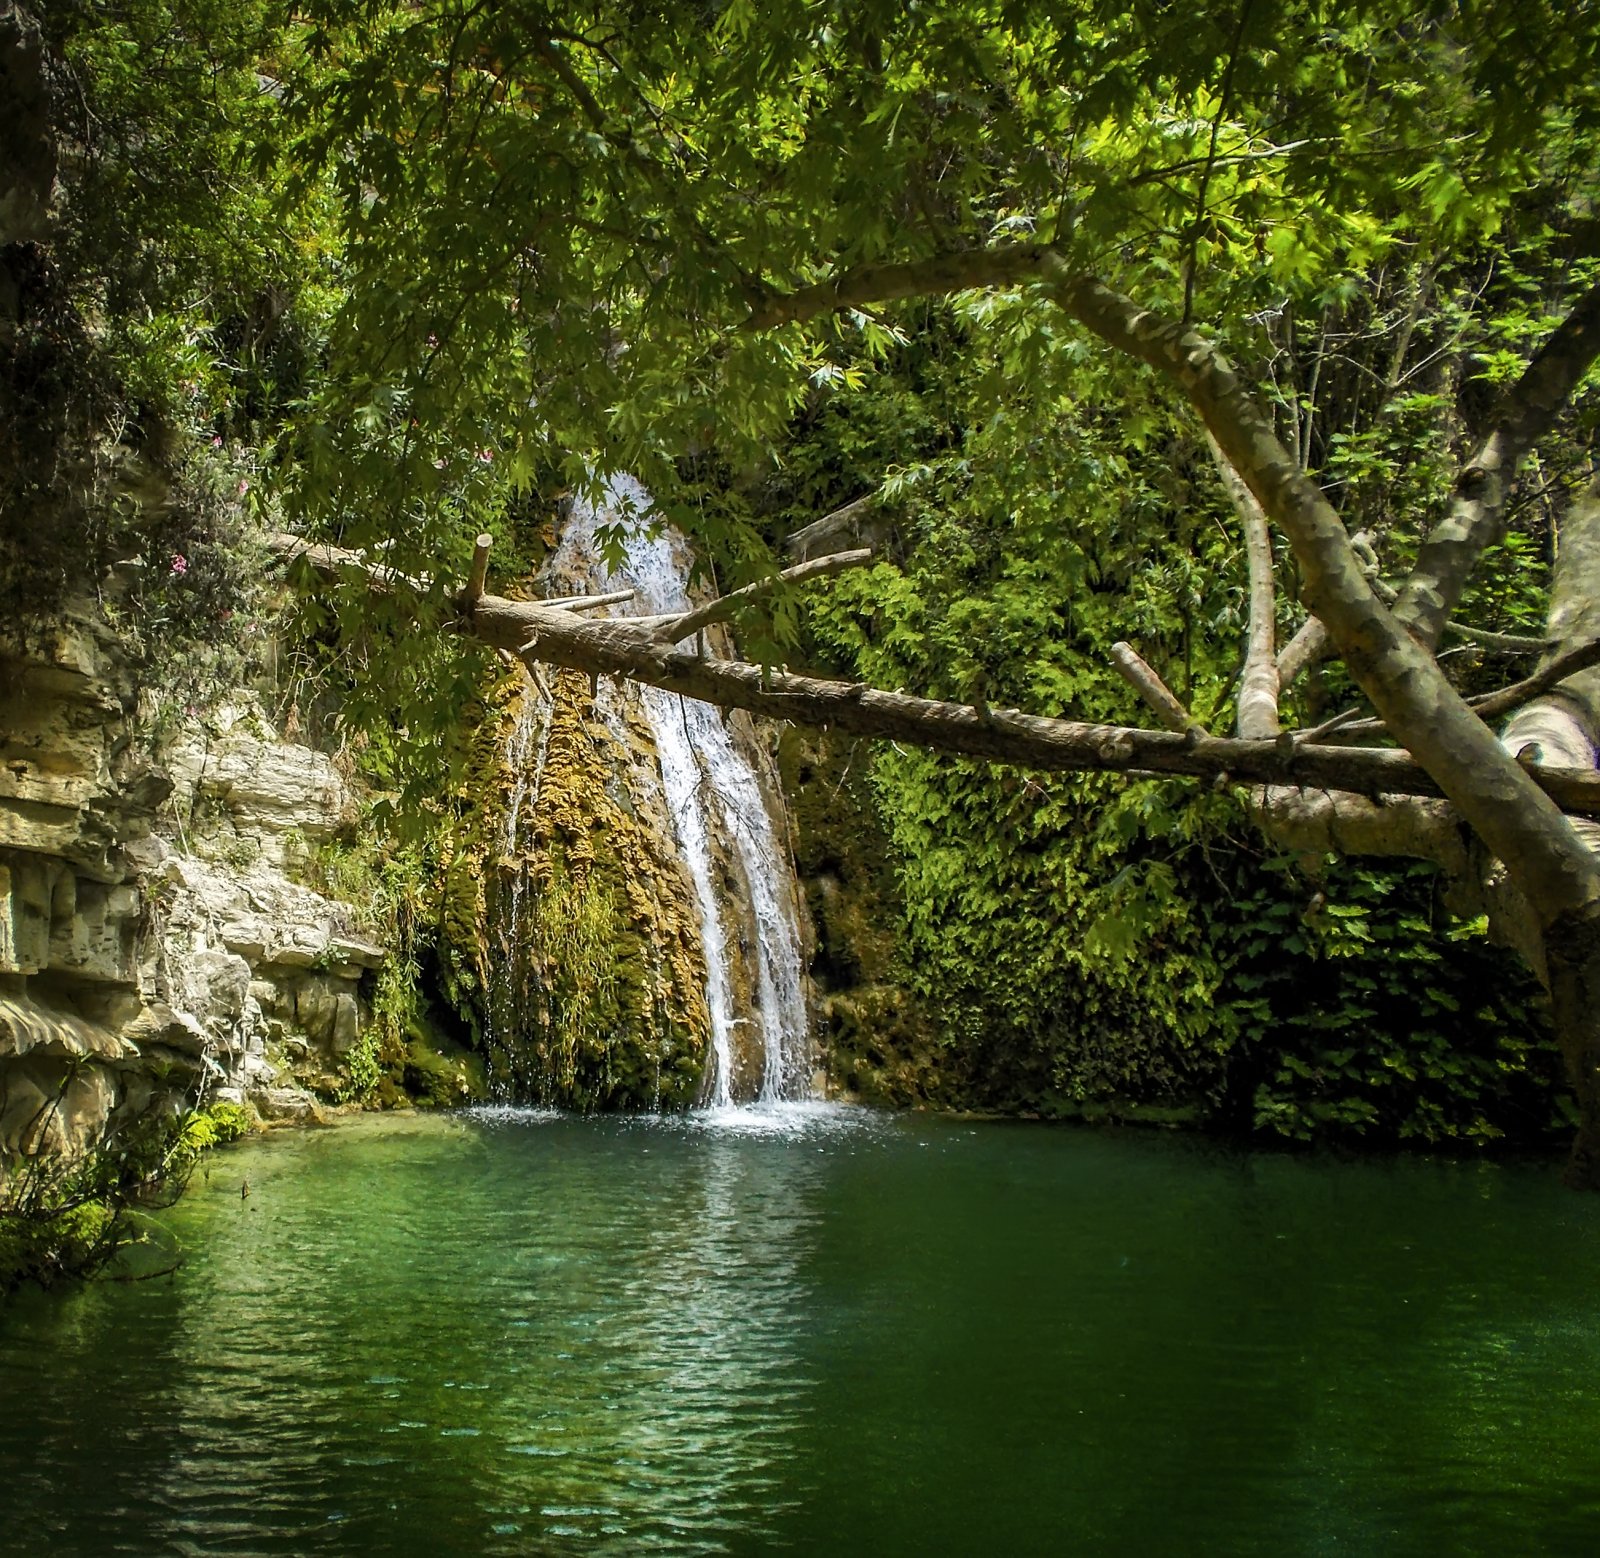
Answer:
[{"left": 465, "top": 671, "right": 712, "bottom": 1109}]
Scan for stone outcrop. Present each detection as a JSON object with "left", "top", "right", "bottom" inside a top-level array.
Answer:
[
  {"left": 472, "top": 672, "right": 712, "bottom": 1109},
  {"left": 0, "top": 600, "right": 383, "bottom": 1163},
  {"left": 776, "top": 726, "right": 935, "bottom": 1106}
]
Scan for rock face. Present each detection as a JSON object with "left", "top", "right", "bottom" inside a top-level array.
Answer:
[
  {"left": 776, "top": 726, "right": 936, "bottom": 1106},
  {"left": 471, "top": 673, "right": 713, "bottom": 1109},
  {"left": 0, "top": 601, "right": 382, "bottom": 1163}
]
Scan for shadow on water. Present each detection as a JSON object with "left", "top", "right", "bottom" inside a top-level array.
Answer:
[{"left": 1, "top": 1110, "right": 1599, "bottom": 1556}]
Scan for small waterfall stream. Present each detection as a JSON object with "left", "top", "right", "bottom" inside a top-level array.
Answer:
[
  {"left": 483, "top": 695, "right": 551, "bottom": 1097},
  {"left": 500, "top": 475, "right": 812, "bottom": 1108}
]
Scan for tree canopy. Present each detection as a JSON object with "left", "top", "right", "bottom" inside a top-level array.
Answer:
[{"left": 12, "top": 0, "right": 1600, "bottom": 1168}]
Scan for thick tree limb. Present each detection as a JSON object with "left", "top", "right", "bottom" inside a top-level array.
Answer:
[
  {"left": 1275, "top": 616, "right": 1330, "bottom": 688},
  {"left": 1499, "top": 481, "right": 1600, "bottom": 825},
  {"left": 1025, "top": 261, "right": 1600, "bottom": 926},
  {"left": 455, "top": 589, "right": 1600, "bottom": 816},
  {"left": 746, "top": 244, "right": 1053, "bottom": 330},
  {"left": 1253, "top": 788, "right": 1470, "bottom": 877},
  {"left": 1205, "top": 431, "right": 1280, "bottom": 738},
  {"left": 783, "top": 493, "right": 885, "bottom": 561},
  {"left": 1393, "top": 276, "right": 1600, "bottom": 650}
]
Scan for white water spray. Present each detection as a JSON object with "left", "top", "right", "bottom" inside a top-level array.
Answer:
[{"left": 484, "top": 695, "right": 552, "bottom": 1096}]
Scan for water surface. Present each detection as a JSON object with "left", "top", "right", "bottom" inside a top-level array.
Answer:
[{"left": 2, "top": 1107, "right": 1598, "bottom": 1555}]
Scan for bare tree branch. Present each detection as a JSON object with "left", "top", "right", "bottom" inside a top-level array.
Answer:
[
  {"left": 650, "top": 548, "right": 874, "bottom": 644},
  {"left": 1205, "top": 431, "right": 1280, "bottom": 738},
  {"left": 1275, "top": 615, "right": 1330, "bottom": 688},
  {"left": 783, "top": 492, "right": 883, "bottom": 560},
  {"left": 465, "top": 588, "right": 1600, "bottom": 816},
  {"left": 1110, "top": 642, "right": 1201, "bottom": 732},
  {"left": 264, "top": 526, "right": 1600, "bottom": 817},
  {"left": 1300, "top": 637, "right": 1600, "bottom": 744}
]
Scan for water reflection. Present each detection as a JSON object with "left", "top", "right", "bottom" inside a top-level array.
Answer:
[{"left": 2, "top": 1114, "right": 1599, "bottom": 1556}]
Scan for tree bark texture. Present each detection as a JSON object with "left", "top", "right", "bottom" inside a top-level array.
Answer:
[{"left": 1394, "top": 279, "right": 1600, "bottom": 651}]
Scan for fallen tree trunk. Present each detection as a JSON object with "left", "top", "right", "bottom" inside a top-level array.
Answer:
[
  {"left": 268, "top": 531, "right": 1600, "bottom": 819},
  {"left": 456, "top": 591, "right": 1600, "bottom": 818}
]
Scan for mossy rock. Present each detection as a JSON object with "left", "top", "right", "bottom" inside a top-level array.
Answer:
[
  {"left": 401, "top": 1022, "right": 489, "bottom": 1109},
  {"left": 453, "top": 674, "right": 712, "bottom": 1109}
]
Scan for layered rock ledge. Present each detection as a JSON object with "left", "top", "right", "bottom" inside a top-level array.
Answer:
[{"left": 1, "top": 602, "right": 384, "bottom": 1161}]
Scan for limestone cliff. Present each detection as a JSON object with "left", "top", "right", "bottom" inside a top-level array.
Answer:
[{"left": 0, "top": 599, "right": 384, "bottom": 1166}]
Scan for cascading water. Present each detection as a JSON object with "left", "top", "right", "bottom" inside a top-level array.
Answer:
[
  {"left": 543, "top": 475, "right": 813, "bottom": 1108},
  {"left": 483, "top": 694, "right": 552, "bottom": 1099}
]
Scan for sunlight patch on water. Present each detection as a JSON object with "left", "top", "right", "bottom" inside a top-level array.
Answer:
[{"left": 652, "top": 1099, "right": 873, "bottom": 1139}]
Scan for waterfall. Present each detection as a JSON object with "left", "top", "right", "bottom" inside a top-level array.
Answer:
[
  {"left": 483, "top": 694, "right": 552, "bottom": 1100},
  {"left": 519, "top": 474, "right": 812, "bottom": 1108}
]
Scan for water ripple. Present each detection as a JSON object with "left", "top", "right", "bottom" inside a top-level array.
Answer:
[{"left": 2, "top": 1112, "right": 1598, "bottom": 1556}]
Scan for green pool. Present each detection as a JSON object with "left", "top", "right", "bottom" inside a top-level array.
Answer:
[{"left": 1, "top": 1105, "right": 1597, "bottom": 1555}]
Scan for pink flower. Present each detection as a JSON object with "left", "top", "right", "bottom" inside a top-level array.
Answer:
[
  {"left": 426, "top": 334, "right": 439, "bottom": 348},
  {"left": 170, "top": 554, "right": 188, "bottom": 575},
  {"left": 237, "top": 478, "right": 250, "bottom": 496},
  {"left": 476, "top": 448, "right": 494, "bottom": 464},
  {"left": 211, "top": 435, "right": 223, "bottom": 448}
]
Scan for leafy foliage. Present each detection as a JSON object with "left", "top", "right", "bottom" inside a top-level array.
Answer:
[
  {"left": 0, "top": 1100, "right": 252, "bottom": 1295},
  {"left": 757, "top": 295, "right": 1567, "bottom": 1142},
  {"left": 229, "top": 0, "right": 1600, "bottom": 1139},
  {"left": 1227, "top": 859, "right": 1560, "bottom": 1143},
  {"left": 10, "top": 0, "right": 1597, "bottom": 1154},
  {"left": 301, "top": 815, "right": 486, "bottom": 1107},
  {"left": 1, "top": 1, "right": 324, "bottom": 721}
]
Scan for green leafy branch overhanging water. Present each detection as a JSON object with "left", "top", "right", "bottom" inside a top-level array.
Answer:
[{"left": 762, "top": 295, "right": 1562, "bottom": 1138}]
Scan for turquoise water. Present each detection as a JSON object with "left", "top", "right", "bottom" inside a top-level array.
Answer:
[{"left": 1, "top": 1106, "right": 1598, "bottom": 1556}]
